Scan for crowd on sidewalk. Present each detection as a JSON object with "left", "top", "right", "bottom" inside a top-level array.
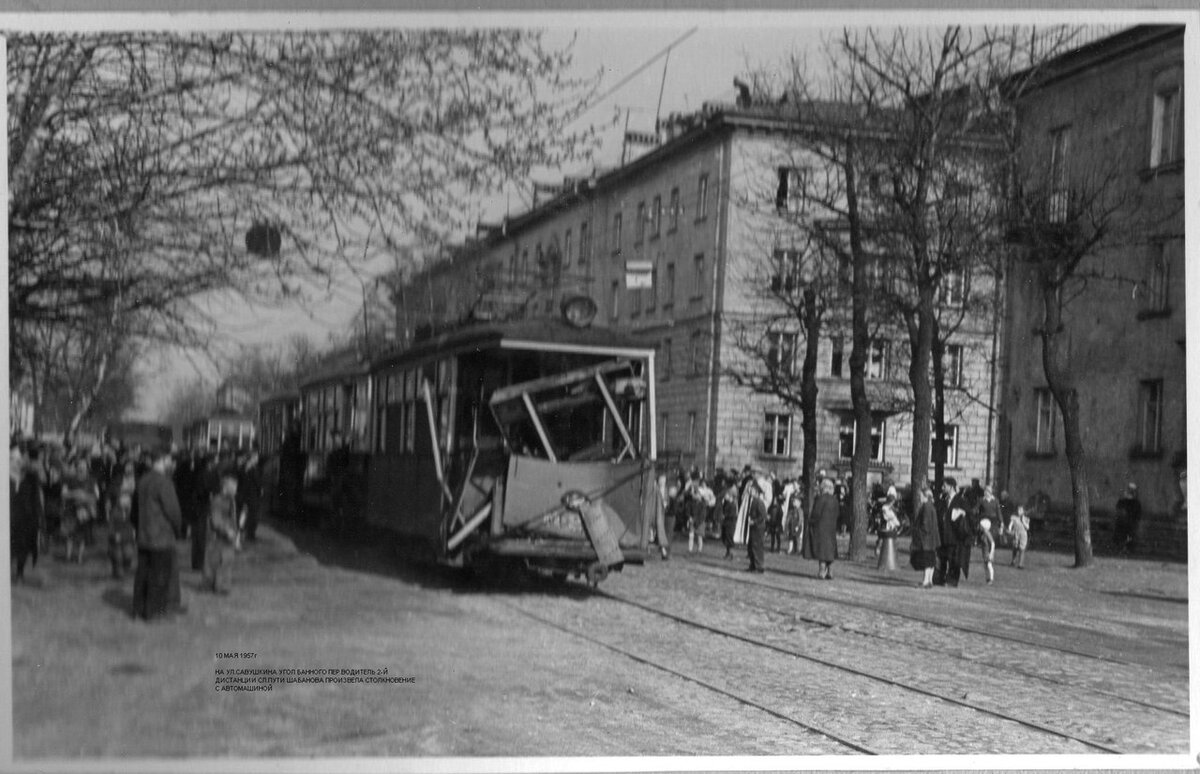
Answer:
[
  {"left": 9, "top": 434, "right": 263, "bottom": 621},
  {"left": 648, "top": 463, "right": 1125, "bottom": 588}
]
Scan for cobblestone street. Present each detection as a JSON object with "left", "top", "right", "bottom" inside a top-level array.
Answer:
[{"left": 9, "top": 516, "right": 1190, "bottom": 767}]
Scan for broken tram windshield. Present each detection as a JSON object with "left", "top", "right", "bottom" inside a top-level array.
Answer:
[{"left": 489, "top": 359, "right": 646, "bottom": 462}]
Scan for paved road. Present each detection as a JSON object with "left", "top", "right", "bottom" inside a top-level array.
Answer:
[{"left": 9, "top": 516, "right": 1189, "bottom": 764}]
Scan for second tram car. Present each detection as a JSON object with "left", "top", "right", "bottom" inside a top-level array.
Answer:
[{"left": 270, "top": 318, "right": 657, "bottom": 584}]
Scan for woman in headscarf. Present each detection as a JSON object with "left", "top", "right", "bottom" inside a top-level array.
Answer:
[
  {"left": 804, "top": 477, "right": 839, "bottom": 580},
  {"left": 909, "top": 481, "right": 941, "bottom": 588}
]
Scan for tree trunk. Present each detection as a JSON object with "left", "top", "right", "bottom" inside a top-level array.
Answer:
[
  {"left": 906, "top": 297, "right": 935, "bottom": 510},
  {"left": 800, "top": 287, "right": 821, "bottom": 517},
  {"left": 1040, "top": 275, "right": 1093, "bottom": 568},
  {"left": 66, "top": 349, "right": 111, "bottom": 440},
  {"left": 845, "top": 137, "right": 871, "bottom": 561},
  {"left": 932, "top": 317, "right": 947, "bottom": 491}
]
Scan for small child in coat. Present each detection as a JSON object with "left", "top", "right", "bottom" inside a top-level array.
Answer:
[{"left": 203, "top": 471, "right": 242, "bottom": 594}]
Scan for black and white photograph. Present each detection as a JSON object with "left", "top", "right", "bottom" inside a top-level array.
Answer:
[{"left": 4, "top": 6, "right": 1194, "bottom": 770}]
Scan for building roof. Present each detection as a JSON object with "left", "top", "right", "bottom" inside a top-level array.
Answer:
[{"left": 1009, "top": 25, "right": 1182, "bottom": 95}]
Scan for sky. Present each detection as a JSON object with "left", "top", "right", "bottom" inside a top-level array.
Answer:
[{"left": 89, "top": 10, "right": 1177, "bottom": 421}]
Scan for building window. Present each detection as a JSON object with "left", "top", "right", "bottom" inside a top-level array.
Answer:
[
  {"left": 610, "top": 279, "right": 620, "bottom": 320},
  {"left": 838, "top": 415, "right": 884, "bottom": 462},
  {"left": 579, "top": 221, "right": 590, "bottom": 265},
  {"left": 630, "top": 284, "right": 642, "bottom": 317},
  {"left": 772, "top": 247, "right": 802, "bottom": 293},
  {"left": 696, "top": 174, "right": 709, "bottom": 221},
  {"left": 686, "top": 412, "right": 697, "bottom": 453},
  {"left": 660, "top": 413, "right": 670, "bottom": 451},
  {"left": 664, "top": 262, "right": 676, "bottom": 308},
  {"left": 944, "top": 344, "right": 963, "bottom": 388},
  {"left": 635, "top": 201, "right": 646, "bottom": 245},
  {"left": 940, "top": 268, "right": 966, "bottom": 307},
  {"left": 1034, "top": 387, "right": 1056, "bottom": 455},
  {"left": 830, "top": 335, "right": 844, "bottom": 378},
  {"left": 1048, "top": 126, "right": 1071, "bottom": 223},
  {"left": 775, "top": 166, "right": 809, "bottom": 214},
  {"left": 767, "top": 331, "right": 797, "bottom": 378},
  {"left": 1138, "top": 380, "right": 1163, "bottom": 454},
  {"left": 563, "top": 229, "right": 573, "bottom": 266},
  {"left": 669, "top": 187, "right": 680, "bottom": 231},
  {"left": 611, "top": 212, "right": 622, "bottom": 256},
  {"left": 647, "top": 262, "right": 658, "bottom": 312},
  {"left": 662, "top": 338, "right": 673, "bottom": 381},
  {"left": 930, "top": 424, "right": 959, "bottom": 468},
  {"left": 691, "top": 253, "right": 705, "bottom": 302},
  {"left": 867, "top": 339, "right": 888, "bottom": 380},
  {"left": 763, "top": 413, "right": 792, "bottom": 457},
  {"left": 520, "top": 248, "right": 529, "bottom": 283},
  {"left": 1143, "top": 242, "right": 1170, "bottom": 314},
  {"left": 651, "top": 195, "right": 662, "bottom": 238},
  {"left": 1150, "top": 86, "right": 1182, "bottom": 168},
  {"left": 690, "top": 330, "right": 705, "bottom": 376}
]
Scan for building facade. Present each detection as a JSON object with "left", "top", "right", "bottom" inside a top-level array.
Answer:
[
  {"left": 397, "top": 100, "right": 1003, "bottom": 490},
  {"left": 999, "top": 26, "right": 1186, "bottom": 527}
]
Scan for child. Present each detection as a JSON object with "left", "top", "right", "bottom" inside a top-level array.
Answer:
[
  {"left": 107, "top": 461, "right": 137, "bottom": 579},
  {"left": 766, "top": 497, "right": 784, "bottom": 553},
  {"left": 784, "top": 496, "right": 803, "bottom": 555},
  {"left": 978, "top": 515, "right": 996, "bottom": 585},
  {"left": 203, "top": 471, "right": 242, "bottom": 594},
  {"left": 1007, "top": 505, "right": 1030, "bottom": 569}
]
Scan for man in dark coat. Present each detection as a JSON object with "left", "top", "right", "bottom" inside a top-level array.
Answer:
[
  {"left": 132, "top": 447, "right": 183, "bottom": 621},
  {"left": 804, "top": 477, "right": 840, "bottom": 580},
  {"left": 1113, "top": 483, "right": 1142, "bottom": 553},
  {"left": 943, "top": 477, "right": 975, "bottom": 587},
  {"left": 745, "top": 475, "right": 768, "bottom": 573},
  {"left": 720, "top": 481, "right": 738, "bottom": 560},
  {"left": 10, "top": 443, "right": 42, "bottom": 583}
]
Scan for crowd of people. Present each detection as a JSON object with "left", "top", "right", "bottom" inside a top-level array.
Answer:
[
  {"left": 8, "top": 434, "right": 263, "bottom": 620},
  {"left": 651, "top": 463, "right": 1107, "bottom": 588}
]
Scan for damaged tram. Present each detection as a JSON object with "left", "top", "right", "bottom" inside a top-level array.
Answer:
[{"left": 294, "top": 319, "right": 658, "bottom": 584}]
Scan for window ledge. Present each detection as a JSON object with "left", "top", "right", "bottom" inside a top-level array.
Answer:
[
  {"left": 1136, "top": 307, "right": 1172, "bottom": 321},
  {"left": 1129, "top": 447, "right": 1164, "bottom": 460},
  {"left": 1139, "top": 160, "right": 1183, "bottom": 180},
  {"left": 1024, "top": 449, "right": 1056, "bottom": 460}
]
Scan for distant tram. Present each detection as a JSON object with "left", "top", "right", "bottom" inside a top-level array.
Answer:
[
  {"left": 183, "top": 409, "right": 257, "bottom": 451},
  {"left": 263, "top": 318, "right": 657, "bottom": 584}
]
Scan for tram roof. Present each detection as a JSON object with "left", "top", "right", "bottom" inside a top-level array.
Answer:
[{"left": 371, "top": 319, "right": 653, "bottom": 372}]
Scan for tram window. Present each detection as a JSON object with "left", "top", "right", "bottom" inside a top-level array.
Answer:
[{"left": 385, "top": 404, "right": 403, "bottom": 454}]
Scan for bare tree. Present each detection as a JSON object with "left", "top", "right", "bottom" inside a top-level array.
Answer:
[{"left": 9, "top": 30, "right": 598, "bottom": 433}]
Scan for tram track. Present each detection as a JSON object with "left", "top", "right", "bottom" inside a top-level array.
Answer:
[
  {"left": 501, "top": 600, "right": 878, "bottom": 755},
  {"left": 682, "top": 559, "right": 1189, "bottom": 720},
  {"left": 691, "top": 556, "right": 1181, "bottom": 671},
  {"left": 499, "top": 580, "right": 1140, "bottom": 755}
]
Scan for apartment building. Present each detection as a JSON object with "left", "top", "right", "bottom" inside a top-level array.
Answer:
[
  {"left": 1000, "top": 25, "right": 1186, "bottom": 526},
  {"left": 399, "top": 101, "right": 1001, "bottom": 488}
]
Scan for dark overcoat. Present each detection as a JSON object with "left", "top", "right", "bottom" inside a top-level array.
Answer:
[
  {"left": 803, "top": 492, "right": 839, "bottom": 562},
  {"left": 910, "top": 501, "right": 942, "bottom": 553},
  {"left": 135, "top": 469, "right": 182, "bottom": 551}
]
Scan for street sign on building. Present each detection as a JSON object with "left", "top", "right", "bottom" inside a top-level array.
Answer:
[{"left": 625, "top": 260, "right": 653, "bottom": 289}]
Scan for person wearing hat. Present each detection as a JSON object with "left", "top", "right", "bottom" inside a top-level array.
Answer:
[
  {"left": 804, "top": 478, "right": 840, "bottom": 580},
  {"left": 745, "top": 474, "right": 769, "bottom": 573},
  {"left": 132, "top": 446, "right": 184, "bottom": 621},
  {"left": 1113, "top": 482, "right": 1142, "bottom": 554}
]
